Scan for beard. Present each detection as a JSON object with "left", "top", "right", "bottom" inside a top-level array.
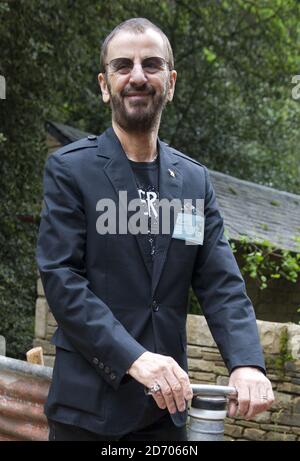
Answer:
[{"left": 107, "top": 79, "right": 169, "bottom": 133}]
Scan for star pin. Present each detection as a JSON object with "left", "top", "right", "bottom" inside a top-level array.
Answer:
[{"left": 168, "top": 169, "right": 176, "bottom": 178}]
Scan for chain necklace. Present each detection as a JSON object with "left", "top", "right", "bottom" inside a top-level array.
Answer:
[{"left": 127, "top": 152, "right": 158, "bottom": 162}]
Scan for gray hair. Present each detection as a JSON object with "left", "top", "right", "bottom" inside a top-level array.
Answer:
[{"left": 100, "top": 17, "right": 174, "bottom": 73}]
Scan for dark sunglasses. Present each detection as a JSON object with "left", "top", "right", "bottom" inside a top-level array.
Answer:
[{"left": 105, "top": 57, "right": 171, "bottom": 75}]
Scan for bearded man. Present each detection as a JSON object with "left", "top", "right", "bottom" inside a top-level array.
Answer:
[{"left": 37, "top": 17, "right": 273, "bottom": 441}]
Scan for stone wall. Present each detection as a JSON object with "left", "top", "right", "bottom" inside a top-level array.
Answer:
[
  {"left": 34, "top": 276, "right": 56, "bottom": 368},
  {"left": 34, "top": 276, "right": 300, "bottom": 441},
  {"left": 187, "top": 315, "right": 300, "bottom": 441}
]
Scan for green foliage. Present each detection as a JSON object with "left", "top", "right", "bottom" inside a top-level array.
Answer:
[
  {"left": 189, "top": 233, "right": 300, "bottom": 318},
  {"left": 157, "top": 0, "right": 300, "bottom": 194},
  {"left": 266, "top": 327, "right": 294, "bottom": 377},
  {"left": 231, "top": 236, "right": 300, "bottom": 290},
  {"left": 0, "top": 220, "right": 38, "bottom": 359},
  {"left": 188, "top": 288, "right": 202, "bottom": 316},
  {"left": 0, "top": 1, "right": 51, "bottom": 357},
  {"left": 20, "top": 0, "right": 300, "bottom": 194}
]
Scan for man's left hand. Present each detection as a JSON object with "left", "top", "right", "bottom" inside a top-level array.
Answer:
[{"left": 228, "top": 367, "right": 274, "bottom": 420}]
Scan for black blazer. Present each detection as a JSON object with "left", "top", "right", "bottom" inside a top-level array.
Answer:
[{"left": 36, "top": 127, "right": 265, "bottom": 436}]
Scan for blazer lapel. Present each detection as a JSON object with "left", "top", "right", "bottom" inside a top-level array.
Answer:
[
  {"left": 151, "top": 140, "right": 183, "bottom": 297},
  {"left": 97, "top": 128, "right": 152, "bottom": 279}
]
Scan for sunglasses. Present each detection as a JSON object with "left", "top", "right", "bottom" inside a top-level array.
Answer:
[{"left": 105, "top": 57, "right": 171, "bottom": 75}]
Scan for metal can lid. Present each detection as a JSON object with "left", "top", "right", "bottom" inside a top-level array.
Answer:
[{"left": 191, "top": 395, "right": 227, "bottom": 411}]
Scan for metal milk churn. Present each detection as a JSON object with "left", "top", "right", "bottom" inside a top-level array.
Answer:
[{"left": 188, "top": 384, "right": 238, "bottom": 441}]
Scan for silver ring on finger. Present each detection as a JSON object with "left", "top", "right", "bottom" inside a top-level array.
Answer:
[{"left": 144, "top": 383, "right": 161, "bottom": 395}]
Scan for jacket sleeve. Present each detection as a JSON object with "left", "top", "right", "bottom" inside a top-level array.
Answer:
[
  {"left": 191, "top": 166, "right": 266, "bottom": 374},
  {"left": 36, "top": 152, "right": 147, "bottom": 390}
]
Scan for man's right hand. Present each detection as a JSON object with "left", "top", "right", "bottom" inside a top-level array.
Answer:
[{"left": 127, "top": 351, "right": 193, "bottom": 414}]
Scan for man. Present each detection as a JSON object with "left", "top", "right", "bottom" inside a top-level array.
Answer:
[{"left": 36, "top": 18, "right": 274, "bottom": 441}]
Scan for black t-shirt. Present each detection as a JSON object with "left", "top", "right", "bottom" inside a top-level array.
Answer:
[{"left": 128, "top": 155, "right": 159, "bottom": 273}]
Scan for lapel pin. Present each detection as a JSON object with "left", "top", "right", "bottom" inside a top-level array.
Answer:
[{"left": 168, "top": 169, "right": 176, "bottom": 178}]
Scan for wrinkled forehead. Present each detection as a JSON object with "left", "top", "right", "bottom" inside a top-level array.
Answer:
[{"left": 106, "top": 29, "right": 167, "bottom": 62}]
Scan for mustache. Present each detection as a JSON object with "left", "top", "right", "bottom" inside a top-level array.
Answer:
[{"left": 121, "top": 86, "right": 156, "bottom": 97}]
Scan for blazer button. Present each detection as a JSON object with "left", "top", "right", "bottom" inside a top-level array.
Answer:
[
  {"left": 110, "top": 373, "right": 116, "bottom": 381},
  {"left": 152, "top": 300, "right": 159, "bottom": 312},
  {"left": 92, "top": 357, "right": 99, "bottom": 365},
  {"left": 104, "top": 366, "right": 111, "bottom": 374},
  {"left": 98, "top": 362, "right": 104, "bottom": 370}
]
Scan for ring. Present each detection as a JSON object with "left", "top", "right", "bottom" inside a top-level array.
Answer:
[
  {"left": 149, "top": 383, "right": 161, "bottom": 394},
  {"left": 260, "top": 396, "right": 268, "bottom": 400},
  {"left": 144, "top": 383, "right": 161, "bottom": 395}
]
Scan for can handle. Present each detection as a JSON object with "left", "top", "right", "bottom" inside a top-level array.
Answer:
[{"left": 191, "top": 384, "right": 238, "bottom": 399}]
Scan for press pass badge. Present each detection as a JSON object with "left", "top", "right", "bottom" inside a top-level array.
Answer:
[{"left": 172, "top": 201, "right": 205, "bottom": 245}]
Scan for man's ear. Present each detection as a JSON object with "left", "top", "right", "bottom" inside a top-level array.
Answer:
[
  {"left": 98, "top": 73, "right": 110, "bottom": 103},
  {"left": 167, "top": 70, "right": 177, "bottom": 102}
]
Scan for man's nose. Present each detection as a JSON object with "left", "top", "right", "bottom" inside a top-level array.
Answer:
[{"left": 129, "top": 63, "right": 148, "bottom": 85}]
